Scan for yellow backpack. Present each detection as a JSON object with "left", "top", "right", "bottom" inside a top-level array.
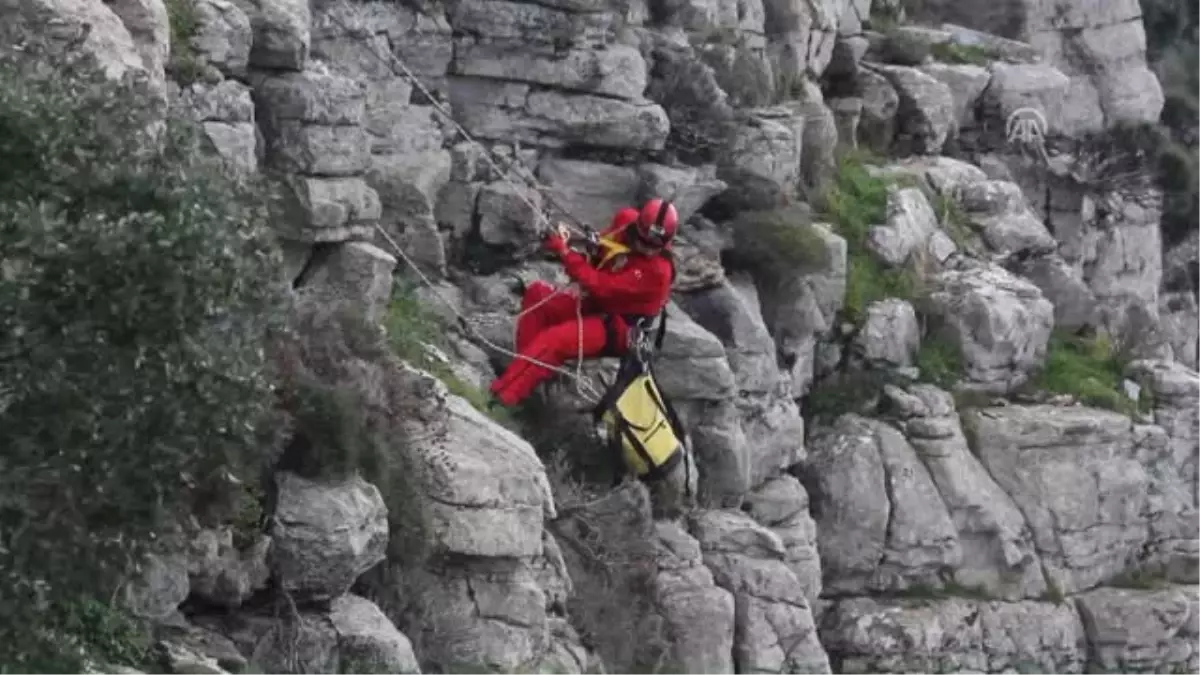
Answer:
[{"left": 591, "top": 312, "right": 692, "bottom": 495}]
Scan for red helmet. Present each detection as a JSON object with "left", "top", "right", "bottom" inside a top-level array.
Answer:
[{"left": 635, "top": 198, "right": 678, "bottom": 248}]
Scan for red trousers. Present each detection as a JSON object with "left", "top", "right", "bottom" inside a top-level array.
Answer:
[{"left": 489, "top": 281, "right": 628, "bottom": 406}]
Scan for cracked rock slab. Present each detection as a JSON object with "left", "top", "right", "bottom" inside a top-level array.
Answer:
[
  {"left": 269, "top": 472, "right": 389, "bottom": 602},
  {"left": 689, "top": 510, "right": 831, "bottom": 674},
  {"left": 800, "top": 414, "right": 961, "bottom": 595},
  {"left": 819, "top": 596, "right": 1087, "bottom": 674},
  {"left": 966, "top": 404, "right": 1151, "bottom": 595}
]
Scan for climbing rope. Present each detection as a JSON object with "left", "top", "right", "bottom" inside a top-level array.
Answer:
[{"left": 314, "top": 3, "right": 608, "bottom": 402}]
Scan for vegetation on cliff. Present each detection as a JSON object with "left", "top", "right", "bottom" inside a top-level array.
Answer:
[{"left": 0, "top": 41, "right": 285, "bottom": 671}]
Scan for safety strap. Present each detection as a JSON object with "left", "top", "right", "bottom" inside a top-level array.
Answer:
[{"left": 653, "top": 308, "right": 668, "bottom": 352}]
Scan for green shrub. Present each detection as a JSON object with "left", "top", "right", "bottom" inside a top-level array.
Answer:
[
  {"left": 1030, "top": 331, "right": 1139, "bottom": 415},
  {"left": 164, "top": 0, "right": 205, "bottom": 84},
  {"left": 819, "top": 153, "right": 922, "bottom": 324},
  {"left": 385, "top": 283, "right": 521, "bottom": 432},
  {"left": 726, "top": 206, "right": 832, "bottom": 290},
  {"left": 916, "top": 334, "right": 966, "bottom": 390},
  {"left": 928, "top": 189, "right": 974, "bottom": 250},
  {"left": 805, "top": 369, "right": 902, "bottom": 426},
  {"left": 0, "top": 40, "right": 284, "bottom": 672},
  {"left": 273, "top": 303, "right": 433, "bottom": 568},
  {"left": 930, "top": 42, "right": 994, "bottom": 66}
]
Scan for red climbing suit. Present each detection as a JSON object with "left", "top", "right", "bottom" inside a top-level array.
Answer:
[{"left": 488, "top": 208, "right": 675, "bottom": 407}]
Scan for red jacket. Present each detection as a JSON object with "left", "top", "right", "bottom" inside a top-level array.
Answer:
[{"left": 561, "top": 249, "right": 673, "bottom": 318}]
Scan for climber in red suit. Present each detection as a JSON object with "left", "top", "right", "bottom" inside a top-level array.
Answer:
[{"left": 488, "top": 198, "right": 680, "bottom": 407}]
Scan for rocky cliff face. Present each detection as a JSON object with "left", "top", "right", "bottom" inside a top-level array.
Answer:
[{"left": 11, "top": 0, "right": 1198, "bottom": 672}]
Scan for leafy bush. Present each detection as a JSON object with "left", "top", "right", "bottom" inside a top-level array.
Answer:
[
  {"left": 915, "top": 334, "right": 966, "bottom": 390},
  {"left": 272, "top": 300, "right": 432, "bottom": 567},
  {"left": 805, "top": 369, "right": 902, "bottom": 426},
  {"left": 818, "top": 153, "right": 922, "bottom": 324},
  {"left": 929, "top": 42, "right": 994, "bottom": 66},
  {"left": 725, "top": 206, "right": 832, "bottom": 290},
  {"left": 1030, "top": 331, "right": 1141, "bottom": 415},
  {"left": 0, "top": 39, "right": 284, "bottom": 672},
  {"left": 164, "top": 0, "right": 204, "bottom": 84}
]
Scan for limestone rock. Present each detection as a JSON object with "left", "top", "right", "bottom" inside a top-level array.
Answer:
[
  {"left": 1076, "top": 585, "right": 1199, "bottom": 674},
  {"left": 187, "top": 528, "right": 271, "bottom": 609},
  {"left": 1128, "top": 359, "right": 1200, "bottom": 582},
  {"left": 1006, "top": 252, "right": 1098, "bottom": 330},
  {"left": 853, "top": 299, "right": 919, "bottom": 368},
  {"left": 477, "top": 180, "right": 544, "bottom": 248},
  {"left": 161, "top": 641, "right": 227, "bottom": 674},
  {"left": 873, "top": 64, "right": 956, "bottom": 155},
  {"left": 1025, "top": 0, "right": 1163, "bottom": 132},
  {"left": 637, "top": 163, "right": 727, "bottom": 225},
  {"left": 535, "top": 158, "right": 642, "bottom": 230},
  {"left": 651, "top": 521, "right": 736, "bottom": 674},
  {"left": 743, "top": 475, "right": 822, "bottom": 604},
  {"left": 448, "top": 78, "right": 670, "bottom": 150},
  {"left": 329, "top": 594, "right": 420, "bottom": 674},
  {"left": 920, "top": 62, "right": 989, "bottom": 130},
  {"left": 800, "top": 414, "right": 961, "bottom": 594},
  {"left": 191, "top": 0, "right": 252, "bottom": 77},
  {"left": 181, "top": 80, "right": 258, "bottom": 173},
  {"left": 756, "top": 221, "right": 847, "bottom": 395},
  {"left": 820, "top": 596, "right": 1087, "bottom": 673},
  {"left": 1159, "top": 293, "right": 1199, "bottom": 371},
  {"left": 6, "top": 0, "right": 150, "bottom": 84},
  {"left": 689, "top": 510, "right": 831, "bottom": 673},
  {"left": 927, "top": 263, "right": 1054, "bottom": 393},
  {"left": 872, "top": 155, "right": 988, "bottom": 196},
  {"left": 884, "top": 383, "right": 1047, "bottom": 600},
  {"left": 124, "top": 549, "right": 189, "bottom": 621},
  {"left": 977, "top": 62, "right": 1072, "bottom": 141},
  {"left": 105, "top": 0, "right": 169, "bottom": 82},
  {"left": 958, "top": 179, "right": 1056, "bottom": 255},
  {"left": 269, "top": 472, "right": 389, "bottom": 601},
  {"left": 716, "top": 107, "right": 804, "bottom": 210},
  {"left": 455, "top": 42, "right": 648, "bottom": 100},
  {"left": 675, "top": 277, "right": 780, "bottom": 396},
  {"left": 398, "top": 367, "right": 554, "bottom": 558},
  {"left": 279, "top": 175, "right": 382, "bottom": 242},
  {"left": 966, "top": 405, "right": 1151, "bottom": 594},
  {"left": 867, "top": 186, "right": 940, "bottom": 266},
  {"left": 856, "top": 68, "right": 899, "bottom": 153},
  {"left": 298, "top": 241, "right": 397, "bottom": 323},
  {"left": 239, "top": 0, "right": 309, "bottom": 70}
]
